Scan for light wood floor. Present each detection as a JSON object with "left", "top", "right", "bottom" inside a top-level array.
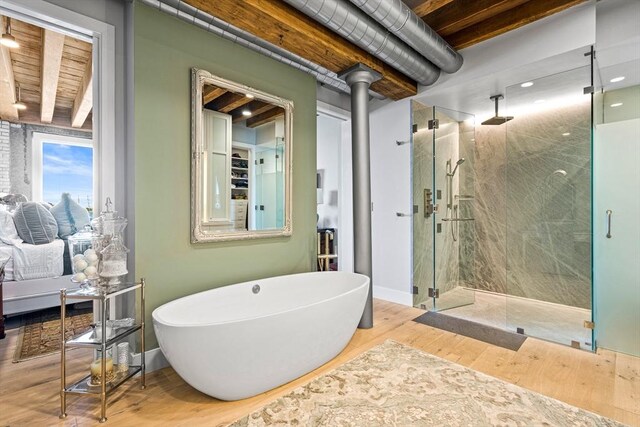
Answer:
[{"left": 1, "top": 299, "right": 638, "bottom": 426}]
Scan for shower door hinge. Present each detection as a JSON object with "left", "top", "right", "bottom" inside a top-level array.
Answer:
[
  {"left": 428, "top": 288, "right": 439, "bottom": 298},
  {"left": 584, "top": 320, "right": 595, "bottom": 330},
  {"left": 583, "top": 86, "right": 594, "bottom": 94},
  {"left": 412, "top": 124, "right": 418, "bottom": 133},
  {"left": 413, "top": 205, "right": 419, "bottom": 214},
  {"left": 412, "top": 286, "right": 419, "bottom": 295},
  {"left": 428, "top": 119, "right": 439, "bottom": 130}
]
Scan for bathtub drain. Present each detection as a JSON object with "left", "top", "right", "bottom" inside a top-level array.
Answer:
[{"left": 252, "top": 284, "right": 260, "bottom": 294}]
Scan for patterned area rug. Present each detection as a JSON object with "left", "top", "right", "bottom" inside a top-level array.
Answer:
[
  {"left": 13, "top": 306, "right": 93, "bottom": 362},
  {"left": 230, "top": 340, "right": 624, "bottom": 427}
]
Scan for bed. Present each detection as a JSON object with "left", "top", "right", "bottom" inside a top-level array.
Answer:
[{"left": 0, "top": 239, "right": 77, "bottom": 316}]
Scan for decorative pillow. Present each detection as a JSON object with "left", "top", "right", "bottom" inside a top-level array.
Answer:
[
  {"left": 50, "top": 193, "right": 91, "bottom": 238},
  {"left": 12, "top": 202, "right": 59, "bottom": 245},
  {"left": 0, "top": 207, "right": 22, "bottom": 245}
]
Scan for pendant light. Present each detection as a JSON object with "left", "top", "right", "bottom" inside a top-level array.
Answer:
[
  {"left": 1, "top": 17, "right": 19, "bottom": 49},
  {"left": 13, "top": 84, "right": 26, "bottom": 111}
]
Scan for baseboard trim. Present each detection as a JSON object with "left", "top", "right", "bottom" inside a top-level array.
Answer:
[
  {"left": 373, "top": 285, "right": 413, "bottom": 306},
  {"left": 132, "top": 347, "right": 169, "bottom": 373}
]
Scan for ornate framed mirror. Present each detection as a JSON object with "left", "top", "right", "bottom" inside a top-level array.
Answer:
[{"left": 191, "top": 68, "right": 293, "bottom": 242}]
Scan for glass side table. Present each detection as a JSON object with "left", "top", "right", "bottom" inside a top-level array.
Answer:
[{"left": 59, "top": 279, "right": 146, "bottom": 423}]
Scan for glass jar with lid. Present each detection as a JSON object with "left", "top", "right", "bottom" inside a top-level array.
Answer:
[{"left": 68, "top": 228, "right": 99, "bottom": 286}]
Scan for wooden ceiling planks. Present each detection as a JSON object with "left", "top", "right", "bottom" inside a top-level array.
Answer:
[
  {"left": 183, "top": 0, "right": 417, "bottom": 100},
  {"left": 0, "top": 16, "right": 92, "bottom": 129},
  {"left": 444, "top": 0, "right": 587, "bottom": 49},
  {"left": 409, "top": 0, "right": 588, "bottom": 50},
  {"left": 421, "top": 0, "right": 530, "bottom": 37},
  {"left": 245, "top": 106, "right": 285, "bottom": 129}
]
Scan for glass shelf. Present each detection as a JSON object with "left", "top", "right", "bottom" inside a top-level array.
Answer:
[
  {"left": 65, "top": 366, "right": 142, "bottom": 396},
  {"left": 66, "top": 324, "right": 141, "bottom": 348},
  {"left": 64, "top": 282, "right": 141, "bottom": 300}
]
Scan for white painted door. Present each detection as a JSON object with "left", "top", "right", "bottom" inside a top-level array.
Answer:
[{"left": 594, "top": 118, "right": 640, "bottom": 356}]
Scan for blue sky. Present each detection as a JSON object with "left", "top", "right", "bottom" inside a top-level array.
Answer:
[{"left": 42, "top": 142, "right": 93, "bottom": 208}]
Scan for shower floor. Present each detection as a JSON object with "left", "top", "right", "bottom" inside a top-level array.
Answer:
[{"left": 419, "top": 287, "right": 592, "bottom": 350}]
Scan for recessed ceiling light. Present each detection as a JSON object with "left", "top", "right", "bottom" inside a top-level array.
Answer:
[
  {"left": 610, "top": 102, "right": 623, "bottom": 108},
  {"left": 534, "top": 99, "right": 545, "bottom": 104},
  {"left": 521, "top": 82, "right": 534, "bottom": 88},
  {"left": 562, "top": 132, "right": 571, "bottom": 136},
  {"left": 610, "top": 76, "right": 625, "bottom": 83},
  {"left": 245, "top": 94, "right": 254, "bottom": 98},
  {"left": 242, "top": 110, "right": 252, "bottom": 116}
]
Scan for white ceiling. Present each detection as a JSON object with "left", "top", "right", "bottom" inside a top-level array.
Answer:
[{"left": 405, "top": 0, "right": 639, "bottom": 122}]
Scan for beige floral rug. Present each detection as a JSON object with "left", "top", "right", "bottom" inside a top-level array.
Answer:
[
  {"left": 230, "top": 340, "right": 624, "bottom": 427},
  {"left": 13, "top": 306, "right": 93, "bottom": 362}
]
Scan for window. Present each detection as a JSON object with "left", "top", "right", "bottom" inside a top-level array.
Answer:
[{"left": 32, "top": 133, "right": 94, "bottom": 213}]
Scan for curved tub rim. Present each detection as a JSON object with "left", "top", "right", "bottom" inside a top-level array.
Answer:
[{"left": 152, "top": 271, "right": 370, "bottom": 328}]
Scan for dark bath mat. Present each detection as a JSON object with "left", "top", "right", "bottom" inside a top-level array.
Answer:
[{"left": 413, "top": 311, "right": 527, "bottom": 351}]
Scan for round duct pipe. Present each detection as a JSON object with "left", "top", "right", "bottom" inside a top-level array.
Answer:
[
  {"left": 280, "top": 0, "right": 441, "bottom": 86},
  {"left": 348, "top": 0, "right": 463, "bottom": 73}
]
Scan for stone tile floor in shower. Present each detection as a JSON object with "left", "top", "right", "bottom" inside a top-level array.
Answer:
[{"left": 421, "top": 287, "right": 593, "bottom": 350}]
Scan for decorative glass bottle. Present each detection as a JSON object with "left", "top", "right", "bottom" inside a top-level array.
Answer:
[{"left": 98, "top": 218, "right": 129, "bottom": 285}]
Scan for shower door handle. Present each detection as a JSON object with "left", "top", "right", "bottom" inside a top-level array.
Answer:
[{"left": 606, "top": 210, "right": 612, "bottom": 238}]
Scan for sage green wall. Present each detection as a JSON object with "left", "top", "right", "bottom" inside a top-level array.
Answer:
[{"left": 134, "top": 3, "right": 317, "bottom": 349}]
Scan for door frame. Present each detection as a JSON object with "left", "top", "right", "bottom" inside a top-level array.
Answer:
[{"left": 0, "top": 0, "right": 117, "bottom": 215}]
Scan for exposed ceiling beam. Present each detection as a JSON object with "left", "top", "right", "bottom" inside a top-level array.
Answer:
[
  {"left": 246, "top": 106, "right": 284, "bottom": 128},
  {"left": 422, "top": 0, "right": 529, "bottom": 37},
  {"left": 40, "top": 29, "right": 66, "bottom": 123},
  {"left": 183, "top": 0, "right": 416, "bottom": 100},
  {"left": 413, "top": 0, "right": 455, "bottom": 18},
  {"left": 231, "top": 100, "right": 274, "bottom": 123},
  {"left": 71, "top": 58, "right": 92, "bottom": 128},
  {"left": 209, "top": 91, "right": 253, "bottom": 113},
  {"left": 203, "top": 86, "right": 226, "bottom": 104},
  {"left": 445, "top": 0, "right": 587, "bottom": 50},
  {"left": 19, "top": 102, "right": 92, "bottom": 130},
  {"left": 0, "top": 22, "right": 18, "bottom": 122}
]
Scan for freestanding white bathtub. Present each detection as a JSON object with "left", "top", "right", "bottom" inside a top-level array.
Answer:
[{"left": 152, "top": 271, "right": 369, "bottom": 400}]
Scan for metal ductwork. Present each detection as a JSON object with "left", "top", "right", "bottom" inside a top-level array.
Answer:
[
  {"left": 281, "top": 0, "right": 441, "bottom": 86},
  {"left": 140, "top": 0, "right": 385, "bottom": 99},
  {"left": 348, "top": 0, "right": 463, "bottom": 73}
]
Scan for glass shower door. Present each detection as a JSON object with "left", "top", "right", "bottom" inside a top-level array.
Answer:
[
  {"left": 505, "top": 65, "right": 593, "bottom": 349},
  {"left": 411, "top": 101, "right": 476, "bottom": 311},
  {"left": 412, "top": 101, "right": 435, "bottom": 308}
]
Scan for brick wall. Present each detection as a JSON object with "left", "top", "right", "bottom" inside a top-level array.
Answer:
[{"left": 0, "top": 120, "right": 10, "bottom": 193}]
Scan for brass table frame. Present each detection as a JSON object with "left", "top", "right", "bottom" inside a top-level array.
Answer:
[{"left": 60, "top": 279, "right": 146, "bottom": 423}]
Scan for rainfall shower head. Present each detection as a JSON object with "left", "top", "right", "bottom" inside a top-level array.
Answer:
[
  {"left": 449, "top": 158, "right": 465, "bottom": 176},
  {"left": 481, "top": 95, "right": 513, "bottom": 125}
]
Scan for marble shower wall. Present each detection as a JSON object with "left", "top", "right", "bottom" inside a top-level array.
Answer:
[{"left": 469, "top": 99, "right": 592, "bottom": 309}]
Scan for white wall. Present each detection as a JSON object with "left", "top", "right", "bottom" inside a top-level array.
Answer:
[
  {"left": 316, "top": 114, "right": 341, "bottom": 229},
  {"left": 370, "top": 99, "right": 413, "bottom": 306}
]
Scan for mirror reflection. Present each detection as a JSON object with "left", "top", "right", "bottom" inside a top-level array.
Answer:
[{"left": 192, "top": 69, "right": 292, "bottom": 242}]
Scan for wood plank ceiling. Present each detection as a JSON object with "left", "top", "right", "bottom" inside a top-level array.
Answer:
[
  {"left": 0, "top": 16, "right": 93, "bottom": 130},
  {"left": 404, "top": 0, "right": 587, "bottom": 50},
  {"left": 184, "top": 0, "right": 586, "bottom": 100},
  {"left": 203, "top": 84, "right": 285, "bottom": 129}
]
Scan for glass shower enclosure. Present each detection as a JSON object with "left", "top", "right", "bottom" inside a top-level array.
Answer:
[{"left": 411, "top": 58, "right": 595, "bottom": 350}]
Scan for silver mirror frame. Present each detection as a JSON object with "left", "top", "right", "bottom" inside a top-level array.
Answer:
[{"left": 191, "top": 68, "right": 293, "bottom": 243}]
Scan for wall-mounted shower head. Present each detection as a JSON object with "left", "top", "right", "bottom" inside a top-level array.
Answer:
[{"left": 481, "top": 95, "right": 514, "bottom": 125}]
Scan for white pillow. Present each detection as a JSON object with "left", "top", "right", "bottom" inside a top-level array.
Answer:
[{"left": 0, "top": 208, "right": 23, "bottom": 245}]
